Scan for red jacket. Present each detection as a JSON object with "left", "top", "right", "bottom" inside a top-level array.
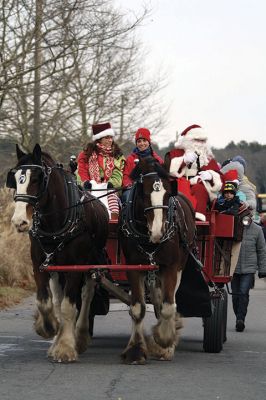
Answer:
[
  {"left": 77, "top": 151, "right": 90, "bottom": 182},
  {"left": 122, "top": 151, "right": 163, "bottom": 187},
  {"left": 77, "top": 150, "right": 125, "bottom": 187}
]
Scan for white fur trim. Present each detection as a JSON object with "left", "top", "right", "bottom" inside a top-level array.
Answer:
[
  {"left": 201, "top": 170, "right": 223, "bottom": 201},
  {"left": 169, "top": 156, "right": 185, "bottom": 178},
  {"left": 175, "top": 128, "right": 208, "bottom": 147},
  {"left": 185, "top": 128, "right": 208, "bottom": 141},
  {"left": 195, "top": 212, "right": 206, "bottom": 222},
  {"left": 170, "top": 156, "right": 200, "bottom": 179},
  {"left": 190, "top": 176, "right": 200, "bottom": 185},
  {"left": 92, "top": 128, "right": 115, "bottom": 141},
  {"left": 89, "top": 180, "right": 110, "bottom": 218}
]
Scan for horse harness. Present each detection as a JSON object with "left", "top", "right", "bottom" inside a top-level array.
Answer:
[
  {"left": 7, "top": 162, "right": 91, "bottom": 271},
  {"left": 121, "top": 171, "right": 197, "bottom": 266}
]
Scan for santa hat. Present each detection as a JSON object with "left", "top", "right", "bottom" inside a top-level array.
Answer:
[
  {"left": 180, "top": 124, "right": 208, "bottom": 140},
  {"left": 222, "top": 169, "right": 239, "bottom": 185},
  {"left": 175, "top": 124, "right": 208, "bottom": 147},
  {"left": 92, "top": 122, "right": 115, "bottom": 141},
  {"left": 135, "top": 128, "right": 151, "bottom": 143},
  {"left": 223, "top": 182, "right": 237, "bottom": 194}
]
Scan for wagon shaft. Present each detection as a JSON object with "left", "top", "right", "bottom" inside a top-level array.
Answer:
[{"left": 45, "top": 264, "right": 159, "bottom": 272}]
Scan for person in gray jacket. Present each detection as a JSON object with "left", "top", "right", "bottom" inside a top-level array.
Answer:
[{"left": 231, "top": 218, "right": 266, "bottom": 332}]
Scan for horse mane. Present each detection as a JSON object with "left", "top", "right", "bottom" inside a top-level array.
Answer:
[
  {"left": 164, "top": 152, "right": 171, "bottom": 172},
  {"left": 155, "top": 162, "right": 169, "bottom": 179},
  {"left": 130, "top": 156, "right": 169, "bottom": 182},
  {"left": 40, "top": 151, "right": 57, "bottom": 166}
]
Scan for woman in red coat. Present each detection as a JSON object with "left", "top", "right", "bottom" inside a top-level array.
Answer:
[
  {"left": 122, "top": 127, "right": 163, "bottom": 187},
  {"left": 77, "top": 122, "right": 125, "bottom": 217}
]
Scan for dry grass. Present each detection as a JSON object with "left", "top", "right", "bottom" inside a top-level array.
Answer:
[
  {"left": 0, "top": 286, "right": 34, "bottom": 309},
  {"left": 0, "top": 188, "right": 35, "bottom": 308}
]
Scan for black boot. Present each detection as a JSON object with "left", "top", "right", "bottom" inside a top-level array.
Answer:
[{"left": 236, "top": 320, "right": 245, "bottom": 332}]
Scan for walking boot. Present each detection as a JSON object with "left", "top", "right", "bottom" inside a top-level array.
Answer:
[{"left": 236, "top": 320, "right": 245, "bottom": 332}]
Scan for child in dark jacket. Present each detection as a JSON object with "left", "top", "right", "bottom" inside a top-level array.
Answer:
[{"left": 215, "top": 182, "right": 241, "bottom": 216}]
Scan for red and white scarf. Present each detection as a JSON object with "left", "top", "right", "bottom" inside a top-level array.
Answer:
[{"left": 88, "top": 143, "right": 115, "bottom": 183}]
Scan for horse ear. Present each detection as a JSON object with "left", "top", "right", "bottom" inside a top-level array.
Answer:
[
  {"left": 16, "top": 144, "right": 26, "bottom": 160},
  {"left": 32, "top": 143, "right": 42, "bottom": 163}
]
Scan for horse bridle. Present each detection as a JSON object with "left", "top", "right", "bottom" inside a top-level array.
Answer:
[
  {"left": 138, "top": 171, "right": 169, "bottom": 215},
  {"left": 122, "top": 171, "right": 177, "bottom": 244},
  {"left": 6, "top": 163, "right": 52, "bottom": 205}
]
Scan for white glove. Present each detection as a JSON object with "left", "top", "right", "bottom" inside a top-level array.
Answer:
[
  {"left": 183, "top": 151, "right": 198, "bottom": 165},
  {"left": 189, "top": 176, "right": 200, "bottom": 185},
  {"left": 198, "top": 171, "right": 212, "bottom": 181}
]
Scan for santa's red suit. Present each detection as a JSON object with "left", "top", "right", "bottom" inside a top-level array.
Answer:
[{"left": 166, "top": 124, "right": 223, "bottom": 221}]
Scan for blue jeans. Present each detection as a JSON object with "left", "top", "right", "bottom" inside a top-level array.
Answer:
[{"left": 231, "top": 273, "right": 255, "bottom": 322}]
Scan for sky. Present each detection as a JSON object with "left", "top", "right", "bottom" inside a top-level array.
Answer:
[{"left": 116, "top": 0, "right": 266, "bottom": 149}]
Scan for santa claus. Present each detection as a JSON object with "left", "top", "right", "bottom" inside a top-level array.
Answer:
[{"left": 165, "top": 124, "right": 223, "bottom": 221}]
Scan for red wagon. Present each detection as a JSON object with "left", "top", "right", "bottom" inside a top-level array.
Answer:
[
  {"left": 46, "top": 206, "right": 247, "bottom": 354},
  {"left": 195, "top": 210, "right": 245, "bottom": 352}
]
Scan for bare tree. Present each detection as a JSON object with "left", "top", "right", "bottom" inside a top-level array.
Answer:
[
  {"left": 32, "top": 0, "right": 43, "bottom": 146},
  {"left": 0, "top": 0, "right": 169, "bottom": 154}
]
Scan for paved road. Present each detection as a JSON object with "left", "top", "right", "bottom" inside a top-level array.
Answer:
[{"left": 1, "top": 279, "right": 266, "bottom": 400}]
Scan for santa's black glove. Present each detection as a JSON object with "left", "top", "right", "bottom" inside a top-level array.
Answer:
[
  {"left": 258, "top": 273, "right": 266, "bottom": 279},
  {"left": 107, "top": 182, "right": 113, "bottom": 188},
  {"left": 83, "top": 180, "right": 92, "bottom": 190}
]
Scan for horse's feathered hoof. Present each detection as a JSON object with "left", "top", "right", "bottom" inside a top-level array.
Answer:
[
  {"left": 75, "top": 329, "right": 91, "bottom": 354},
  {"left": 34, "top": 311, "right": 59, "bottom": 339},
  {"left": 146, "top": 335, "right": 175, "bottom": 361},
  {"left": 121, "top": 344, "right": 147, "bottom": 365},
  {"left": 48, "top": 343, "right": 78, "bottom": 363}
]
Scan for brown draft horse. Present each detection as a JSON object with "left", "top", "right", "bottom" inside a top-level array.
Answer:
[
  {"left": 120, "top": 156, "right": 196, "bottom": 364},
  {"left": 6, "top": 144, "right": 109, "bottom": 362}
]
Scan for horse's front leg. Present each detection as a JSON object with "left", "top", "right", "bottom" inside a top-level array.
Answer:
[
  {"left": 48, "top": 274, "right": 80, "bottom": 363},
  {"left": 75, "top": 277, "right": 96, "bottom": 354},
  {"left": 49, "top": 272, "right": 64, "bottom": 323},
  {"left": 121, "top": 271, "right": 147, "bottom": 364},
  {"left": 148, "top": 279, "right": 162, "bottom": 319},
  {"left": 33, "top": 267, "right": 60, "bottom": 339},
  {"left": 148, "top": 266, "right": 182, "bottom": 361}
]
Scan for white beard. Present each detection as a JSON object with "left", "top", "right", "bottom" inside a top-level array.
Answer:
[{"left": 177, "top": 137, "right": 214, "bottom": 167}]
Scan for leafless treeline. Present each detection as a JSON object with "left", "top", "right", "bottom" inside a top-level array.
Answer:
[
  {"left": 213, "top": 141, "right": 266, "bottom": 194},
  {"left": 0, "top": 0, "right": 168, "bottom": 155}
]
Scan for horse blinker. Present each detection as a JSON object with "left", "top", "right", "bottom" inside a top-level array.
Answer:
[{"left": 6, "top": 169, "right": 17, "bottom": 189}]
